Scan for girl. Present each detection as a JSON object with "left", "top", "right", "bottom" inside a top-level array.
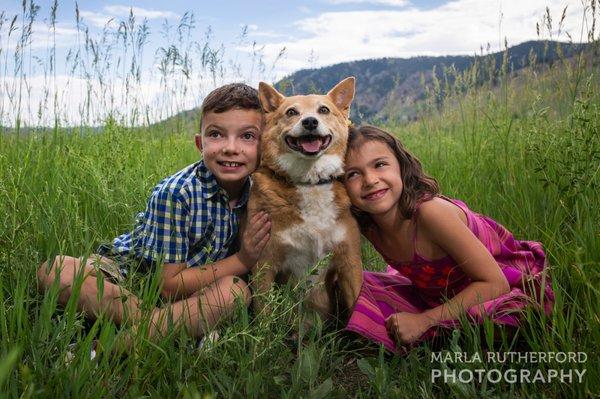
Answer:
[{"left": 343, "top": 125, "right": 554, "bottom": 352}]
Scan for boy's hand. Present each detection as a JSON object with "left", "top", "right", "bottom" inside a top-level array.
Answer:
[
  {"left": 238, "top": 211, "right": 271, "bottom": 271},
  {"left": 385, "top": 312, "right": 434, "bottom": 345}
]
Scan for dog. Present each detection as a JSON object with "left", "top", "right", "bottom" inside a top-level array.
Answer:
[{"left": 248, "top": 77, "right": 363, "bottom": 321}]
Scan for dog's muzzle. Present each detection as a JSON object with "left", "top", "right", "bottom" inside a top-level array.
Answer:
[
  {"left": 285, "top": 117, "right": 332, "bottom": 156},
  {"left": 285, "top": 133, "right": 332, "bottom": 156}
]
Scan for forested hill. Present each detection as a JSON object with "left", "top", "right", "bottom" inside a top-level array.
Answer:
[{"left": 274, "top": 40, "right": 590, "bottom": 122}]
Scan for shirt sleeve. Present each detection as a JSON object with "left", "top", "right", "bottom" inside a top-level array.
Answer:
[{"left": 140, "top": 188, "right": 190, "bottom": 264}]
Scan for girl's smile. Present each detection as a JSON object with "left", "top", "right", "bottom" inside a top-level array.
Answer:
[
  {"left": 344, "top": 140, "right": 404, "bottom": 219},
  {"left": 362, "top": 188, "right": 389, "bottom": 201}
]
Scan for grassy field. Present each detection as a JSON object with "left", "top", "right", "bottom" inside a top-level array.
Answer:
[{"left": 1, "top": 3, "right": 600, "bottom": 398}]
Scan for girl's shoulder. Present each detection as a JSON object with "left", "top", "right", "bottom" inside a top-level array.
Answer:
[{"left": 415, "top": 196, "right": 469, "bottom": 229}]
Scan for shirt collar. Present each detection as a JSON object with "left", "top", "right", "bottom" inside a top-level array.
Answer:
[
  {"left": 196, "top": 160, "right": 252, "bottom": 208},
  {"left": 196, "top": 160, "right": 220, "bottom": 199},
  {"left": 234, "top": 177, "right": 252, "bottom": 209}
]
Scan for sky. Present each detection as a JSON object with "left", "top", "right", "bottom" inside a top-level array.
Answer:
[{"left": 0, "top": 0, "right": 592, "bottom": 125}]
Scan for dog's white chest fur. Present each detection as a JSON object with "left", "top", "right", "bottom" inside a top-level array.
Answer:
[{"left": 278, "top": 185, "right": 346, "bottom": 279}]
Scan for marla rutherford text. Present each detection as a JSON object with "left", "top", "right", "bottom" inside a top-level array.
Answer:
[{"left": 431, "top": 351, "right": 588, "bottom": 364}]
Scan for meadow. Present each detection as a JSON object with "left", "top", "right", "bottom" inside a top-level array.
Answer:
[{"left": 1, "top": 2, "right": 599, "bottom": 398}]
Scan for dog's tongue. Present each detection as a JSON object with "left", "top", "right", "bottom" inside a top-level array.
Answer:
[{"left": 299, "top": 137, "right": 322, "bottom": 153}]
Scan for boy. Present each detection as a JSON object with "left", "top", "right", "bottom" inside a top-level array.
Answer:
[{"left": 37, "top": 83, "right": 271, "bottom": 340}]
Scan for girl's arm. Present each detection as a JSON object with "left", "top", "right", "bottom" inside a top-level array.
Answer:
[{"left": 387, "top": 198, "right": 510, "bottom": 344}]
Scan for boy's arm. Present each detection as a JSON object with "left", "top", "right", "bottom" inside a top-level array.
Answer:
[
  {"left": 160, "top": 254, "right": 247, "bottom": 299},
  {"left": 160, "top": 211, "right": 271, "bottom": 299}
]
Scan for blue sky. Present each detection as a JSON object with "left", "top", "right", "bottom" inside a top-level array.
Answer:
[
  {"left": 0, "top": 0, "right": 589, "bottom": 125},
  {"left": 3, "top": 1, "right": 450, "bottom": 42},
  {"left": 3, "top": 0, "right": 586, "bottom": 76}
]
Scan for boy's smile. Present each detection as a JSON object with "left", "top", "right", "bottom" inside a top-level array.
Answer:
[{"left": 196, "top": 108, "right": 263, "bottom": 199}]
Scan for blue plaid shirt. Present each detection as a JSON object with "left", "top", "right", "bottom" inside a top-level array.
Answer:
[{"left": 105, "top": 160, "right": 250, "bottom": 267}]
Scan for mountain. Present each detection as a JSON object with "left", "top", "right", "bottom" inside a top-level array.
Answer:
[
  {"left": 274, "top": 40, "right": 591, "bottom": 122},
  {"left": 11, "top": 40, "right": 582, "bottom": 132}
]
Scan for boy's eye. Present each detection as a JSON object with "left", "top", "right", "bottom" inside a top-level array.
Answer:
[
  {"left": 286, "top": 108, "right": 298, "bottom": 117},
  {"left": 207, "top": 130, "right": 221, "bottom": 138},
  {"left": 242, "top": 132, "right": 256, "bottom": 140},
  {"left": 318, "top": 106, "right": 329, "bottom": 114}
]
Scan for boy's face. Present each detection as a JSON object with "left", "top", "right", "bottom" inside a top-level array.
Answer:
[{"left": 196, "top": 108, "right": 263, "bottom": 194}]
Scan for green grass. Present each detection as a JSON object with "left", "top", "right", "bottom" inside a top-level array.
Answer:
[
  {"left": 1, "top": 60, "right": 599, "bottom": 398},
  {"left": 1, "top": 2, "right": 600, "bottom": 397}
]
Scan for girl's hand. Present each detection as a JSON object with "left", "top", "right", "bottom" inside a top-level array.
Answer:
[
  {"left": 238, "top": 211, "right": 271, "bottom": 271},
  {"left": 385, "top": 312, "right": 434, "bottom": 345}
]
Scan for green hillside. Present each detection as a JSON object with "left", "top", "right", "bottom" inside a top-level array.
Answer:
[
  {"left": 275, "top": 40, "right": 591, "bottom": 122},
  {"left": 151, "top": 40, "right": 592, "bottom": 130}
]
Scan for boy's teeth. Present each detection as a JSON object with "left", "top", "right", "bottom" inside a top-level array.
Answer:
[{"left": 222, "top": 162, "right": 241, "bottom": 167}]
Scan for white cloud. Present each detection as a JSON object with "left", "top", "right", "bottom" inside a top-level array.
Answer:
[
  {"left": 238, "top": 24, "right": 288, "bottom": 39},
  {"left": 326, "top": 0, "right": 410, "bottom": 6},
  {"left": 250, "top": 30, "right": 288, "bottom": 39},
  {"left": 79, "top": 10, "right": 117, "bottom": 28},
  {"left": 252, "top": 0, "right": 588, "bottom": 79},
  {"left": 25, "top": 21, "right": 79, "bottom": 50},
  {"left": 103, "top": 6, "right": 179, "bottom": 20},
  {"left": 80, "top": 6, "right": 179, "bottom": 28}
]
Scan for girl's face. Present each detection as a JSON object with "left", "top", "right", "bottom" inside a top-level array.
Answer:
[{"left": 344, "top": 140, "right": 403, "bottom": 218}]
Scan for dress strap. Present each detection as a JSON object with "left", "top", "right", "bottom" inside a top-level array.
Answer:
[
  {"left": 411, "top": 201, "right": 423, "bottom": 256},
  {"left": 411, "top": 196, "right": 438, "bottom": 258}
]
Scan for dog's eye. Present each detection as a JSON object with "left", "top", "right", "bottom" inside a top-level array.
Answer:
[
  {"left": 318, "top": 106, "right": 330, "bottom": 114},
  {"left": 286, "top": 108, "right": 298, "bottom": 117}
]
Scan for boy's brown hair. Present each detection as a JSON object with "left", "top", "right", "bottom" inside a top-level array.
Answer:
[
  {"left": 201, "top": 83, "right": 261, "bottom": 115},
  {"left": 346, "top": 124, "right": 440, "bottom": 231}
]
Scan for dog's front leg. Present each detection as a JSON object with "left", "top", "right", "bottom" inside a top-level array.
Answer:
[
  {"left": 304, "top": 267, "right": 337, "bottom": 321},
  {"left": 251, "top": 258, "right": 278, "bottom": 316},
  {"left": 332, "top": 253, "right": 362, "bottom": 313},
  {"left": 331, "top": 220, "right": 363, "bottom": 314}
]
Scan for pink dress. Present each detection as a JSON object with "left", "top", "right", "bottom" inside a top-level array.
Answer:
[{"left": 346, "top": 197, "right": 554, "bottom": 352}]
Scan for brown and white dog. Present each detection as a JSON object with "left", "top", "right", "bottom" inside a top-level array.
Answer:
[{"left": 249, "top": 77, "right": 363, "bottom": 320}]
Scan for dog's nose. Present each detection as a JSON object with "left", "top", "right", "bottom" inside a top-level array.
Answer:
[{"left": 301, "top": 117, "right": 319, "bottom": 131}]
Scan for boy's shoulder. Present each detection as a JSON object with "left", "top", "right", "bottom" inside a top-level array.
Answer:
[{"left": 150, "top": 160, "right": 216, "bottom": 202}]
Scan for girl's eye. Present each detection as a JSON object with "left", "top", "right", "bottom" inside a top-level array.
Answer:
[
  {"left": 375, "top": 161, "right": 387, "bottom": 168},
  {"left": 242, "top": 132, "right": 256, "bottom": 140},
  {"left": 318, "top": 105, "right": 329, "bottom": 114},
  {"left": 286, "top": 108, "right": 298, "bottom": 117},
  {"left": 346, "top": 171, "right": 358, "bottom": 180}
]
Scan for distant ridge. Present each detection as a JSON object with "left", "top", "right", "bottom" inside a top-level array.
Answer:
[
  {"left": 10, "top": 40, "right": 583, "bottom": 132},
  {"left": 274, "top": 40, "right": 590, "bottom": 122}
]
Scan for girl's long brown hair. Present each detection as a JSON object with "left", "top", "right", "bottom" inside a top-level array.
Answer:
[{"left": 346, "top": 125, "right": 440, "bottom": 231}]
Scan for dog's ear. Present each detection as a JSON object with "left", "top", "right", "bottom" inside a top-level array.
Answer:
[
  {"left": 258, "top": 82, "right": 285, "bottom": 113},
  {"left": 327, "top": 77, "right": 355, "bottom": 119}
]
